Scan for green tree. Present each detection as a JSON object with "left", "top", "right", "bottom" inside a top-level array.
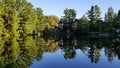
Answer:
[
  {"left": 79, "top": 15, "right": 89, "bottom": 34},
  {"left": 115, "top": 10, "right": 120, "bottom": 28},
  {"left": 0, "top": 2, "right": 4, "bottom": 37},
  {"left": 87, "top": 5, "right": 101, "bottom": 32},
  {"left": 35, "top": 8, "right": 45, "bottom": 36},
  {"left": 105, "top": 7, "right": 115, "bottom": 33},
  {"left": 62, "top": 9, "right": 76, "bottom": 30},
  {"left": 43, "top": 15, "right": 59, "bottom": 37},
  {"left": 107, "top": 7, "right": 114, "bottom": 22},
  {"left": 88, "top": 6, "right": 95, "bottom": 23},
  {"left": 95, "top": 5, "right": 101, "bottom": 22},
  {"left": 87, "top": 6, "right": 95, "bottom": 32},
  {"left": 18, "top": 0, "right": 37, "bottom": 36},
  {"left": 45, "top": 15, "right": 59, "bottom": 29},
  {"left": 63, "top": 9, "right": 76, "bottom": 23},
  {"left": 1, "top": 0, "right": 19, "bottom": 37}
]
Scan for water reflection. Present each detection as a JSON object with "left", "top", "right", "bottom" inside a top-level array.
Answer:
[
  {"left": 59, "top": 36, "right": 120, "bottom": 63},
  {"left": 0, "top": 36, "right": 59, "bottom": 68},
  {"left": 0, "top": 36, "right": 120, "bottom": 68}
]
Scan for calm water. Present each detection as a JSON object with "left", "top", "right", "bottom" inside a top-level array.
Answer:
[
  {"left": 0, "top": 36, "right": 120, "bottom": 68},
  {"left": 31, "top": 49, "right": 120, "bottom": 68}
]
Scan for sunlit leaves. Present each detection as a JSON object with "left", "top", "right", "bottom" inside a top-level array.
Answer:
[{"left": 45, "top": 15, "right": 59, "bottom": 29}]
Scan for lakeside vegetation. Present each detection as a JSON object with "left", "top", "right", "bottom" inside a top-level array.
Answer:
[
  {"left": 0, "top": 0, "right": 120, "bottom": 39},
  {"left": 0, "top": 0, "right": 59, "bottom": 39}
]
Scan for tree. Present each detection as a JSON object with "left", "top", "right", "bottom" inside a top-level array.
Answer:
[
  {"left": 43, "top": 15, "right": 60, "bottom": 37},
  {"left": 35, "top": 8, "right": 45, "bottom": 35},
  {"left": 107, "top": 7, "right": 114, "bottom": 22},
  {"left": 87, "top": 5, "right": 101, "bottom": 32},
  {"left": 95, "top": 5, "right": 101, "bottom": 22},
  {"left": 115, "top": 10, "right": 120, "bottom": 28},
  {"left": 1, "top": 0, "right": 20, "bottom": 37},
  {"left": 44, "top": 15, "right": 59, "bottom": 29},
  {"left": 61, "top": 9, "right": 76, "bottom": 31},
  {"left": 0, "top": 2, "right": 4, "bottom": 37},
  {"left": 87, "top": 6, "right": 95, "bottom": 32},
  {"left": 18, "top": 0, "right": 37, "bottom": 36},
  {"left": 79, "top": 15, "right": 89, "bottom": 34},
  {"left": 88, "top": 6, "right": 95, "bottom": 23},
  {"left": 60, "top": 9, "right": 76, "bottom": 38},
  {"left": 63, "top": 9, "right": 76, "bottom": 23}
]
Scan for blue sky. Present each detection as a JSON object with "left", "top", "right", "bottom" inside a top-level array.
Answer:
[{"left": 28, "top": 0, "right": 120, "bottom": 19}]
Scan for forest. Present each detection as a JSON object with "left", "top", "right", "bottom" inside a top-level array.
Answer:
[{"left": 0, "top": 0, "right": 120, "bottom": 39}]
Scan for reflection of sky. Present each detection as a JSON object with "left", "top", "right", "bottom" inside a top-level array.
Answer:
[
  {"left": 28, "top": 0, "right": 120, "bottom": 18},
  {"left": 30, "top": 49, "right": 120, "bottom": 68}
]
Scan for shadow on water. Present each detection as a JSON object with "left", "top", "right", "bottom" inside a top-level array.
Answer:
[{"left": 0, "top": 34, "right": 120, "bottom": 68}]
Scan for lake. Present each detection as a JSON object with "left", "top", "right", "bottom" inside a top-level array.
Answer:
[{"left": 0, "top": 36, "right": 120, "bottom": 68}]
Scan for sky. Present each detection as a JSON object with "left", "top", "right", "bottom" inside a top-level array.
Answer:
[{"left": 27, "top": 0, "right": 120, "bottom": 19}]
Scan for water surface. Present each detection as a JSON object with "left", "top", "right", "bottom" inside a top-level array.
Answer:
[{"left": 0, "top": 36, "right": 120, "bottom": 68}]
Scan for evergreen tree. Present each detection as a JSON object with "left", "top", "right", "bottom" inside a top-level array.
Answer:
[
  {"left": 114, "top": 10, "right": 120, "bottom": 28},
  {"left": 107, "top": 7, "right": 114, "bottom": 22},
  {"left": 87, "top": 5, "right": 101, "bottom": 32},
  {"left": 95, "top": 5, "right": 101, "bottom": 22},
  {"left": 88, "top": 6, "right": 95, "bottom": 24},
  {"left": 87, "top": 6, "right": 95, "bottom": 32}
]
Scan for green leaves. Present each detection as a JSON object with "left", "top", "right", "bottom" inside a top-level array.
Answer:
[
  {"left": 35, "top": 8, "right": 45, "bottom": 32},
  {"left": 63, "top": 9, "right": 76, "bottom": 23},
  {"left": 45, "top": 15, "right": 59, "bottom": 29}
]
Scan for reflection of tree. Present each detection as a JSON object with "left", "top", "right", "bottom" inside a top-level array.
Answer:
[
  {"left": 0, "top": 37, "right": 20, "bottom": 68},
  {"left": 35, "top": 38, "right": 46, "bottom": 61},
  {"left": 58, "top": 36, "right": 120, "bottom": 63},
  {"left": 78, "top": 37, "right": 89, "bottom": 53},
  {"left": 103, "top": 38, "right": 115, "bottom": 62},
  {"left": 1, "top": 35, "right": 120, "bottom": 67},
  {"left": 88, "top": 45, "right": 100, "bottom": 63},
  {"left": 45, "top": 39, "right": 59, "bottom": 53},
  {"left": 35, "top": 37, "right": 60, "bottom": 61},
  {"left": 87, "top": 38, "right": 101, "bottom": 63},
  {"left": 63, "top": 47, "right": 76, "bottom": 60},
  {"left": 107, "top": 48, "right": 114, "bottom": 62},
  {"left": 18, "top": 36, "right": 37, "bottom": 68},
  {"left": 0, "top": 36, "right": 60, "bottom": 68},
  {"left": 59, "top": 38, "right": 76, "bottom": 60}
]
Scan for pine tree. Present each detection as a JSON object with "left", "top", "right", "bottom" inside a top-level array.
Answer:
[
  {"left": 95, "top": 5, "right": 101, "bottom": 22},
  {"left": 107, "top": 7, "right": 114, "bottom": 22}
]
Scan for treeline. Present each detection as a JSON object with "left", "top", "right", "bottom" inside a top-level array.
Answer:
[
  {"left": 59, "top": 5, "right": 120, "bottom": 37},
  {"left": 0, "top": 0, "right": 59, "bottom": 39},
  {"left": 1, "top": 0, "right": 120, "bottom": 39}
]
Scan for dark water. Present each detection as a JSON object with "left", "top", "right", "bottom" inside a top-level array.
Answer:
[{"left": 0, "top": 36, "right": 120, "bottom": 68}]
